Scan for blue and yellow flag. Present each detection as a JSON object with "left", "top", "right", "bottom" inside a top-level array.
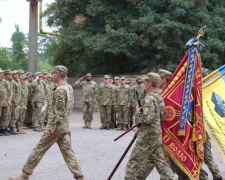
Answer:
[{"left": 202, "top": 65, "right": 225, "bottom": 163}]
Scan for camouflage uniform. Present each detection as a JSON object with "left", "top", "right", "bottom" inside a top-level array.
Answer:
[
  {"left": 111, "top": 80, "right": 120, "bottom": 128},
  {"left": 30, "top": 73, "right": 45, "bottom": 130},
  {"left": 0, "top": 71, "right": 13, "bottom": 132},
  {"left": 125, "top": 73, "right": 175, "bottom": 180},
  {"left": 25, "top": 75, "right": 33, "bottom": 127},
  {"left": 10, "top": 71, "right": 21, "bottom": 130},
  {"left": 131, "top": 79, "right": 147, "bottom": 124},
  {"left": 45, "top": 76, "right": 54, "bottom": 123},
  {"left": 0, "top": 69, "right": 7, "bottom": 135},
  {"left": 16, "top": 66, "right": 84, "bottom": 180},
  {"left": 75, "top": 75, "right": 98, "bottom": 123},
  {"left": 97, "top": 75, "right": 114, "bottom": 128},
  {"left": 115, "top": 77, "right": 131, "bottom": 130}
]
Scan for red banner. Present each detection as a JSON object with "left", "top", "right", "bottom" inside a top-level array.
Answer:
[{"left": 161, "top": 50, "right": 206, "bottom": 180}]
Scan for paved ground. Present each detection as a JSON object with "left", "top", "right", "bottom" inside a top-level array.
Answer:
[{"left": 0, "top": 111, "right": 225, "bottom": 180}]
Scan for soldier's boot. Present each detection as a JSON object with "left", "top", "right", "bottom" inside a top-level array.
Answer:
[
  {"left": 82, "top": 122, "right": 88, "bottom": 129},
  {"left": 20, "top": 127, "right": 27, "bottom": 134},
  {"left": 123, "top": 124, "right": 127, "bottom": 131},
  {"left": 10, "top": 127, "right": 19, "bottom": 135},
  {"left": 9, "top": 171, "right": 30, "bottom": 180},
  {"left": 117, "top": 123, "right": 123, "bottom": 130},
  {"left": 0, "top": 129, "right": 4, "bottom": 136},
  {"left": 17, "top": 126, "right": 24, "bottom": 134},
  {"left": 33, "top": 127, "right": 41, "bottom": 132},
  {"left": 87, "top": 122, "right": 92, "bottom": 129},
  {"left": 76, "top": 176, "right": 84, "bottom": 180},
  {"left": 214, "top": 177, "right": 223, "bottom": 180},
  {"left": 106, "top": 125, "right": 110, "bottom": 130},
  {"left": 2, "top": 129, "right": 10, "bottom": 136},
  {"left": 5, "top": 128, "right": 11, "bottom": 135}
]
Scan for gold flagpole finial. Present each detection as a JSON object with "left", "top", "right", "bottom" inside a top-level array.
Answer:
[{"left": 193, "top": 25, "right": 206, "bottom": 45}]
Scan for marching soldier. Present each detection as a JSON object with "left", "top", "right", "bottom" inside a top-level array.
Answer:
[
  {"left": 75, "top": 73, "right": 98, "bottom": 129},
  {"left": 10, "top": 65, "right": 84, "bottom": 180},
  {"left": 114, "top": 77, "right": 131, "bottom": 131},
  {"left": 97, "top": 75, "right": 114, "bottom": 130},
  {"left": 125, "top": 72, "right": 175, "bottom": 180}
]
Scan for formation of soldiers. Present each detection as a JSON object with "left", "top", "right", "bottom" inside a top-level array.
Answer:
[{"left": 0, "top": 69, "right": 54, "bottom": 136}]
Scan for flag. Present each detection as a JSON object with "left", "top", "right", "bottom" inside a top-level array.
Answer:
[
  {"left": 161, "top": 38, "right": 206, "bottom": 180},
  {"left": 202, "top": 65, "right": 225, "bottom": 163}
]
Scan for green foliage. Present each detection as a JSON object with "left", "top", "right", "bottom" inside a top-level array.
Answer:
[
  {"left": 44, "top": 0, "right": 225, "bottom": 74},
  {"left": 0, "top": 47, "right": 12, "bottom": 69},
  {"left": 10, "top": 24, "right": 28, "bottom": 70},
  {"left": 38, "top": 59, "right": 54, "bottom": 71}
]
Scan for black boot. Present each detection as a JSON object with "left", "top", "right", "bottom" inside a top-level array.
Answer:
[
  {"left": 0, "top": 129, "right": 3, "bottom": 136},
  {"left": 214, "top": 177, "right": 223, "bottom": 180},
  {"left": 3, "top": 128, "right": 11, "bottom": 136}
]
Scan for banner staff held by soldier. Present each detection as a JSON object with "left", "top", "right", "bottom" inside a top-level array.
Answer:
[{"left": 10, "top": 65, "right": 84, "bottom": 180}]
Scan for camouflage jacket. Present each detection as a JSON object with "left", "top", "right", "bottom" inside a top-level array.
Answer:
[
  {"left": 30, "top": 79, "right": 45, "bottom": 103},
  {"left": 0, "top": 80, "right": 6, "bottom": 107},
  {"left": 12, "top": 79, "right": 21, "bottom": 104},
  {"left": 112, "top": 84, "right": 119, "bottom": 105},
  {"left": 115, "top": 84, "right": 131, "bottom": 106},
  {"left": 137, "top": 90, "right": 165, "bottom": 146},
  {"left": 75, "top": 80, "right": 98, "bottom": 102},
  {"left": 46, "top": 82, "right": 72, "bottom": 134},
  {"left": 66, "top": 83, "right": 74, "bottom": 115},
  {"left": 97, "top": 83, "right": 114, "bottom": 105},
  {"left": 20, "top": 84, "right": 27, "bottom": 108},
  {"left": 131, "top": 84, "right": 147, "bottom": 106},
  {"left": 2, "top": 79, "right": 13, "bottom": 105}
]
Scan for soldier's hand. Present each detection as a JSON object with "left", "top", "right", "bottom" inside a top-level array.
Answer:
[
  {"left": 43, "top": 101, "right": 45, "bottom": 106},
  {"left": 114, "top": 105, "right": 118, "bottom": 109},
  {"left": 35, "top": 76, "right": 39, "bottom": 80},
  {"left": 108, "top": 104, "right": 112, "bottom": 107},
  {"left": 80, "top": 76, "right": 86, "bottom": 81},
  {"left": 49, "top": 130, "right": 58, "bottom": 141},
  {"left": 132, "top": 105, "right": 135, "bottom": 108},
  {"left": 93, "top": 100, "right": 97, "bottom": 104},
  {"left": 136, "top": 106, "right": 142, "bottom": 112},
  {"left": 134, "top": 128, "right": 139, "bottom": 137},
  {"left": 13, "top": 104, "right": 17, "bottom": 108},
  {"left": 126, "top": 105, "right": 130, "bottom": 108}
]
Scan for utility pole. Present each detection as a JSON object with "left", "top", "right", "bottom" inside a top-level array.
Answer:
[{"left": 26, "top": 0, "right": 42, "bottom": 73}]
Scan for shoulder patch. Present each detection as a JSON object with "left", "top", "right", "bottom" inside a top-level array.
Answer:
[{"left": 143, "top": 106, "right": 150, "bottom": 115}]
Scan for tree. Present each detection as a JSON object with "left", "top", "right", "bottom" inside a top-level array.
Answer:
[
  {"left": 0, "top": 47, "right": 12, "bottom": 69},
  {"left": 44, "top": 0, "right": 225, "bottom": 75},
  {"left": 11, "top": 24, "right": 28, "bottom": 70}
]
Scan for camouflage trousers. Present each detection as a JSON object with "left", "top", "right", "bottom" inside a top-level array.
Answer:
[
  {"left": 204, "top": 132, "right": 222, "bottom": 179},
  {"left": 23, "top": 130, "right": 83, "bottom": 179},
  {"left": 166, "top": 155, "right": 209, "bottom": 180},
  {"left": 0, "top": 106, "right": 12, "bottom": 129},
  {"left": 83, "top": 102, "right": 94, "bottom": 122},
  {"left": 10, "top": 106, "right": 20, "bottom": 128},
  {"left": 117, "top": 105, "right": 129, "bottom": 125},
  {"left": 100, "top": 105, "right": 111, "bottom": 126},
  {"left": 25, "top": 103, "right": 33, "bottom": 125},
  {"left": 128, "top": 106, "right": 135, "bottom": 127},
  {"left": 17, "top": 106, "right": 26, "bottom": 127},
  {"left": 32, "top": 102, "right": 43, "bottom": 128},
  {"left": 125, "top": 140, "right": 175, "bottom": 180},
  {"left": 111, "top": 106, "right": 116, "bottom": 127}
]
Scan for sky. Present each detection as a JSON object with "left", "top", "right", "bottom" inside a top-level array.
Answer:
[{"left": 0, "top": 0, "right": 55, "bottom": 48}]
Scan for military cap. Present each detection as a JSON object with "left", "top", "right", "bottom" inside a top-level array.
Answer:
[
  {"left": 4, "top": 70, "right": 12, "bottom": 74},
  {"left": 11, "top": 70, "right": 18, "bottom": 74},
  {"left": 120, "top": 77, "right": 126, "bottom": 80},
  {"left": 0, "top": 69, "right": 4, "bottom": 73},
  {"left": 18, "top": 70, "right": 24, "bottom": 74},
  {"left": 35, "top": 72, "right": 42, "bottom": 76},
  {"left": 42, "top": 70, "right": 48, "bottom": 74},
  {"left": 202, "top": 68, "right": 209, "bottom": 78},
  {"left": 136, "top": 76, "right": 142, "bottom": 81},
  {"left": 19, "top": 75, "right": 27, "bottom": 79},
  {"left": 127, "top": 79, "right": 132, "bottom": 83},
  {"left": 158, "top": 69, "right": 172, "bottom": 79},
  {"left": 53, "top": 65, "right": 68, "bottom": 76},
  {"left": 104, "top": 75, "right": 110, "bottom": 79},
  {"left": 109, "top": 76, "right": 113, "bottom": 79},
  {"left": 144, "top": 72, "right": 160, "bottom": 84},
  {"left": 114, "top": 76, "right": 120, "bottom": 80},
  {"left": 86, "top": 73, "right": 92, "bottom": 77}
]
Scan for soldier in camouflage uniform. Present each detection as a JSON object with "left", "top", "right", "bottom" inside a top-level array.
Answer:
[
  {"left": 17, "top": 75, "right": 27, "bottom": 134},
  {"left": 97, "top": 75, "right": 114, "bottom": 130},
  {"left": 10, "top": 65, "right": 84, "bottom": 180},
  {"left": 0, "top": 69, "right": 7, "bottom": 136},
  {"left": 45, "top": 73, "right": 54, "bottom": 124},
  {"left": 0, "top": 70, "right": 13, "bottom": 136},
  {"left": 114, "top": 77, "right": 131, "bottom": 131},
  {"left": 130, "top": 77, "right": 147, "bottom": 126},
  {"left": 10, "top": 70, "right": 21, "bottom": 135},
  {"left": 30, "top": 72, "right": 45, "bottom": 131},
  {"left": 125, "top": 72, "right": 175, "bottom": 180},
  {"left": 75, "top": 73, "right": 98, "bottom": 129}
]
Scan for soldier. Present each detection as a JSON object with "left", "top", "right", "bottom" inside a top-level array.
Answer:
[
  {"left": 17, "top": 75, "right": 27, "bottom": 134},
  {"left": 130, "top": 77, "right": 147, "bottom": 126},
  {"left": 30, "top": 72, "right": 45, "bottom": 131},
  {"left": 45, "top": 73, "right": 54, "bottom": 124},
  {"left": 157, "top": 69, "right": 210, "bottom": 180},
  {"left": 75, "top": 73, "right": 98, "bottom": 129},
  {"left": 97, "top": 75, "right": 114, "bottom": 130},
  {"left": 125, "top": 72, "right": 175, "bottom": 180},
  {"left": 10, "top": 70, "right": 21, "bottom": 135},
  {"left": 201, "top": 68, "right": 223, "bottom": 180},
  {"left": 114, "top": 77, "right": 131, "bottom": 131},
  {"left": 17, "top": 70, "right": 24, "bottom": 78},
  {"left": 109, "top": 76, "right": 114, "bottom": 84},
  {"left": 10, "top": 65, "right": 84, "bottom": 180},
  {"left": 0, "top": 70, "right": 13, "bottom": 135},
  {"left": 0, "top": 69, "right": 7, "bottom": 136}
]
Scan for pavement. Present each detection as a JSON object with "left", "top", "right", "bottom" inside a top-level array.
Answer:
[{"left": 0, "top": 111, "right": 225, "bottom": 180}]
